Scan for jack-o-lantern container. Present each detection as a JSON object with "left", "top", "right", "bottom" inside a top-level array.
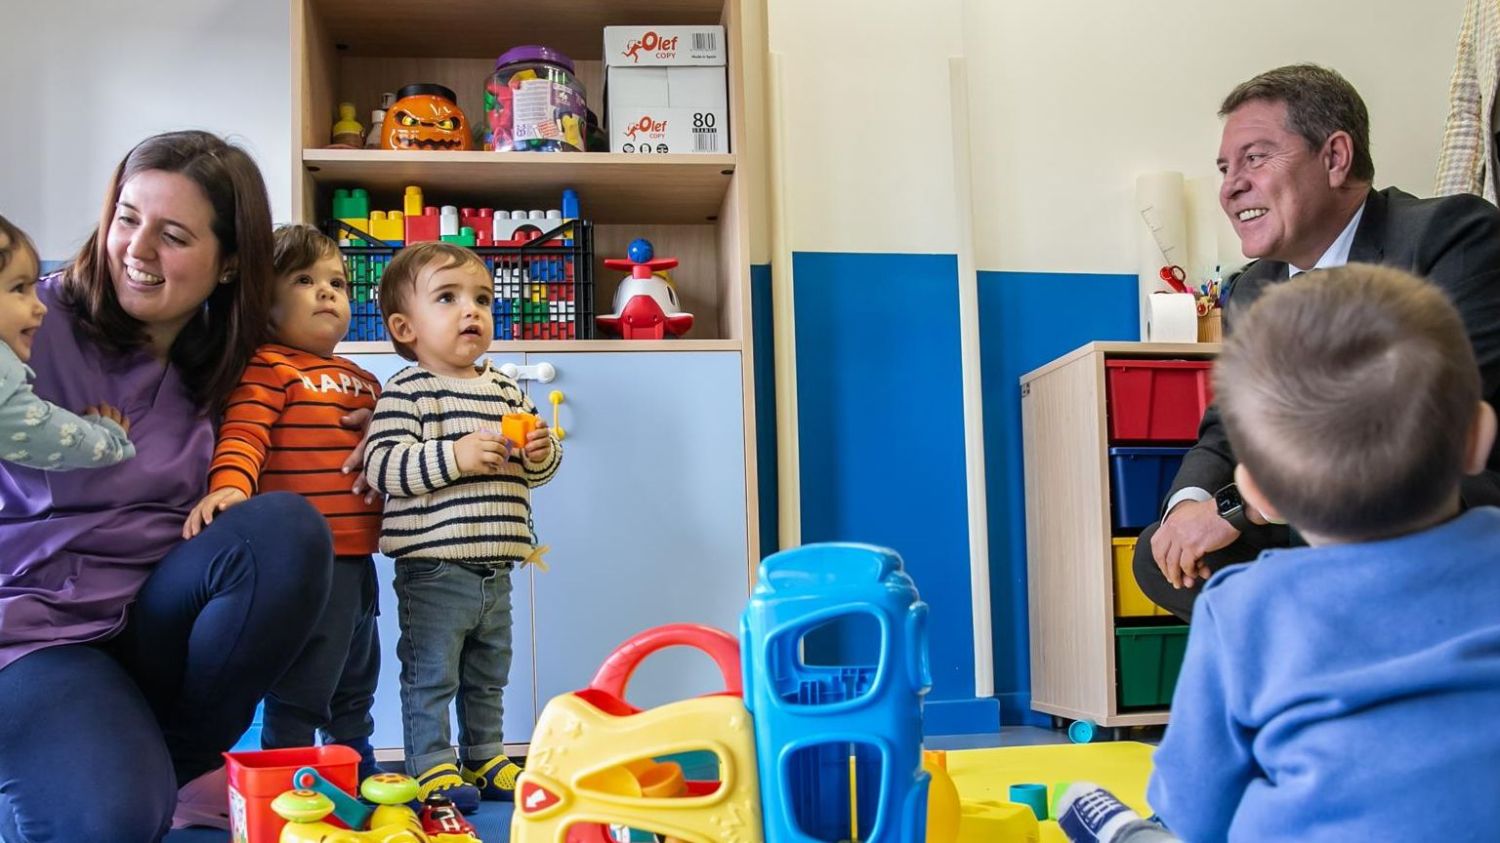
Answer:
[{"left": 381, "top": 83, "right": 472, "bottom": 151}]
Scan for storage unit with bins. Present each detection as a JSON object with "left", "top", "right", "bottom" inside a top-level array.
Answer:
[
  {"left": 288, "top": 0, "right": 762, "bottom": 752},
  {"left": 1020, "top": 342, "right": 1218, "bottom": 735}
]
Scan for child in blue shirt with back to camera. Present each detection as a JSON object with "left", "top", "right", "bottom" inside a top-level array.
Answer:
[{"left": 1059, "top": 263, "right": 1500, "bottom": 843}]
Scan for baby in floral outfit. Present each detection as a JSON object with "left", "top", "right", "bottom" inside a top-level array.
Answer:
[{"left": 0, "top": 214, "right": 134, "bottom": 470}]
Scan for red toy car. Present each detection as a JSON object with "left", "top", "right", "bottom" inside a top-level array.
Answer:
[{"left": 420, "top": 794, "right": 481, "bottom": 842}]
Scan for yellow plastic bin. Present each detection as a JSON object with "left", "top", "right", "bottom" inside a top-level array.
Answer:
[{"left": 1112, "top": 538, "right": 1169, "bottom": 617}]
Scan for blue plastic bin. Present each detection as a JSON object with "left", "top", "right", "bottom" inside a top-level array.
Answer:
[{"left": 1109, "top": 447, "right": 1189, "bottom": 529}]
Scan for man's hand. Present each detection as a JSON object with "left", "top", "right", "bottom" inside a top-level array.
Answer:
[
  {"left": 456, "top": 429, "right": 510, "bottom": 476},
  {"left": 1150, "top": 498, "right": 1240, "bottom": 589}
]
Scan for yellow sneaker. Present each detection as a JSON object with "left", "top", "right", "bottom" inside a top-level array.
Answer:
[
  {"left": 415, "top": 762, "right": 479, "bottom": 813},
  {"left": 461, "top": 755, "right": 523, "bottom": 801}
]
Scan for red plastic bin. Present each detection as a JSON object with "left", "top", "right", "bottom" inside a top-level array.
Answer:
[
  {"left": 224, "top": 745, "right": 359, "bottom": 843},
  {"left": 1106, "top": 359, "right": 1214, "bottom": 442}
]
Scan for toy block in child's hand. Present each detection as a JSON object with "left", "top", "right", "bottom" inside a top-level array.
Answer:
[{"left": 501, "top": 413, "right": 540, "bottom": 449}]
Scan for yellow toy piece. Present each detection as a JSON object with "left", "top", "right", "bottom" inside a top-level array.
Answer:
[
  {"left": 520, "top": 543, "right": 550, "bottom": 572},
  {"left": 272, "top": 774, "right": 430, "bottom": 843},
  {"left": 403, "top": 186, "right": 425, "bottom": 218},
  {"left": 561, "top": 113, "right": 584, "bottom": 151},
  {"left": 956, "top": 800, "right": 1041, "bottom": 843},
  {"left": 513, "top": 692, "right": 762, "bottom": 843},
  {"left": 370, "top": 211, "right": 406, "bottom": 243},
  {"left": 339, "top": 216, "right": 371, "bottom": 236},
  {"left": 501, "top": 412, "right": 540, "bottom": 449},
  {"left": 924, "top": 750, "right": 961, "bottom": 843}
]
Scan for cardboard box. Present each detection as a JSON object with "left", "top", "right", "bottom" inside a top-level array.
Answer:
[
  {"left": 606, "top": 40, "right": 728, "bottom": 153},
  {"left": 604, "top": 25, "right": 726, "bottom": 66}
]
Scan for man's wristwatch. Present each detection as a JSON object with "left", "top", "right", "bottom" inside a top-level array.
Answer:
[{"left": 1214, "top": 483, "right": 1253, "bottom": 532}]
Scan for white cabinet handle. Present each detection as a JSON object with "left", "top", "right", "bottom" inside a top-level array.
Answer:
[{"left": 497, "top": 361, "right": 556, "bottom": 383}]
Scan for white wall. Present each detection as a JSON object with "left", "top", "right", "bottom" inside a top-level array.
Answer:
[
  {"left": 760, "top": 0, "right": 1468, "bottom": 270},
  {"left": 767, "top": 0, "right": 964, "bottom": 255},
  {"left": 962, "top": 0, "right": 1468, "bottom": 273},
  {"left": 0, "top": 1, "right": 292, "bottom": 261}
]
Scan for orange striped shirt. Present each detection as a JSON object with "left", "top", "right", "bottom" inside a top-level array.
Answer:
[{"left": 210, "top": 344, "right": 382, "bottom": 555}]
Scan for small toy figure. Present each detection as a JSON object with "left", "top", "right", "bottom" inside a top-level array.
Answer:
[
  {"left": 382, "top": 84, "right": 472, "bottom": 151},
  {"left": 331, "top": 102, "right": 364, "bottom": 147},
  {"left": 597, "top": 238, "right": 694, "bottom": 340}
]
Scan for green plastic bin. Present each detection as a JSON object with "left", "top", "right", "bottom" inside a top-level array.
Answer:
[{"left": 1115, "top": 625, "right": 1189, "bottom": 708}]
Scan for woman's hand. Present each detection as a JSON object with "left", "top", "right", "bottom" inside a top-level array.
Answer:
[{"left": 340, "top": 408, "right": 377, "bottom": 504}]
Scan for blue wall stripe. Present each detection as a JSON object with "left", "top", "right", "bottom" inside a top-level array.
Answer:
[
  {"left": 750, "top": 263, "right": 779, "bottom": 559},
  {"left": 791, "top": 251, "right": 977, "bottom": 703},
  {"left": 977, "top": 270, "right": 1140, "bottom": 725}
]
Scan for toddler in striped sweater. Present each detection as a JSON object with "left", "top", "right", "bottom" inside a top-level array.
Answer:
[
  {"left": 184, "top": 224, "right": 384, "bottom": 781},
  {"left": 364, "top": 241, "right": 561, "bottom": 810}
]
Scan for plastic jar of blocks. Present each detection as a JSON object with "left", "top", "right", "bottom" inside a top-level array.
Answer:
[{"left": 485, "top": 45, "right": 587, "bottom": 152}]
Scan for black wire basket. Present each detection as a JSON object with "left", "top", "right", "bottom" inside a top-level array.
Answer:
[{"left": 329, "top": 219, "right": 595, "bottom": 342}]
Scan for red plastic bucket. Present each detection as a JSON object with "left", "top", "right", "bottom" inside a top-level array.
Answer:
[{"left": 223, "top": 745, "right": 359, "bottom": 843}]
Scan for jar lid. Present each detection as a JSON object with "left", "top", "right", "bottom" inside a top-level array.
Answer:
[
  {"left": 395, "top": 83, "right": 457, "bottom": 103},
  {"left": 495, "top": 45, "right": 575, "bottom": 73}
]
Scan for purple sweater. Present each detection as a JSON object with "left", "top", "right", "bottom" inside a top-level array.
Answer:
[{"left": 0, "top": 277, "right": 214, "bottom": 672}]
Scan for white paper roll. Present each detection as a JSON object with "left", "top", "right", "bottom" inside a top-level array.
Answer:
[
  {"left": 1184, "top": 176, "right": 1220, "bottom": 286},
  {"left": 1146, "top": 292, "right": 1199, "bottom": 343},
  {"left": 1136, "top": 171, "right": 1188, "bottom": 338}
]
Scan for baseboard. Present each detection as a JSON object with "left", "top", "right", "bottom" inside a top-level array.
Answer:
[{"left": 923, "top": 696, "right": 1001, "bottom": 736}]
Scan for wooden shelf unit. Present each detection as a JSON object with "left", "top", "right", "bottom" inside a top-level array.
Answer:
[
  {"left": 1020, "top": 342, "right": 1221, "bottom": 729},
  {"left": 291, "top": 0, "right": 751, "bottom": 342}
]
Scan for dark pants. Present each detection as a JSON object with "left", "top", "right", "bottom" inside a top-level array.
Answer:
[
  {"left": 1131, "top": 520, "right": 1292, "bottom": 621},
  {"left": 0, "top": 493, "right": 332, "bottom": 843},
  {"left": 262, "top": 554, "right": 380, "bottom": 749}
]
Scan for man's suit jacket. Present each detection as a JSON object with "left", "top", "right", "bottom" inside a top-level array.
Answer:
[
  {"left": 1168, "top": 186, "right": 1500, "bottom": 510},
  {"left": 1437, "top": 0, "right": 1500, "bottom": 204}
]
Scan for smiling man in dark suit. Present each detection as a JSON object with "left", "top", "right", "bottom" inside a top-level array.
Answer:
[{"left": 1133, "top": 63, "right": 1500, "bottom": 621}]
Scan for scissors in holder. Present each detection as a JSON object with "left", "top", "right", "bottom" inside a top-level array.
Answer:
[{"left": 1159, "top": 264, "right": 1191, "bottom": 294}]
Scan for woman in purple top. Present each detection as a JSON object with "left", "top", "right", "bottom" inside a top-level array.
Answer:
[{"left": 0, "top": 132, "right": 340, "bottom": 842}]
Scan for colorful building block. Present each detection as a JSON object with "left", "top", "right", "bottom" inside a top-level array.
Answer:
[
  {"left": 403, "top": 186, "right": 424, "bottom": 217},
  {"left": 405, "top": 207, "right": 441, "bottom": 244},
  {"left": 441, "top": 226, "right": 477, "bottom": 247},
  {"left": 369, "top": 210, "right": 405, "bottom": 245},
  {"left": 333, "top": 188, "right": 370, "bottom": 221}
]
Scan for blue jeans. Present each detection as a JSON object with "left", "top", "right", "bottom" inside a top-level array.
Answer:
[
  {"left": 262, "top": 554, "right": 380, "bottom": 749},
  {"left": 0, "top": 492, "right": 332, "bottom": 843},
  {"left": 393, "top": 560, "right": 513, "bottom": 775}
]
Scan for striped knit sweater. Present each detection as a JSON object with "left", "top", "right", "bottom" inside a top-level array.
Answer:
[
  {"left": 210, "top": 344, "right": 382, "bottom": 555},
  {"left": 365, "top": 361, "right": 561, "bottom": 564}
]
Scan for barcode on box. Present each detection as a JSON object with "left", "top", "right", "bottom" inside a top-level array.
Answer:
[
  {"left": 693, "top": 32, "right": 718, "bottom": 52},
  {"left": 692, "top": 128, "right": 719, "bottom": 152}
]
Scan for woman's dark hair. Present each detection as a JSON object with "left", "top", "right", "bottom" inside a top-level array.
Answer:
[{"left": 62, "top": 130, "right": 274, "bottom": 412}]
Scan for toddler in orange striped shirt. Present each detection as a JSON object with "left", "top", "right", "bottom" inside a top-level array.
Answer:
[{"left": 183, "top": 224, "right": 384, "bottom": 780}]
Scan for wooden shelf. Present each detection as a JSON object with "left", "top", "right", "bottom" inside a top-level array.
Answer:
[
  {"left": 338, "top": 339, "right": 742, "bottom": 355},
  {"left": 310, "top": 0, "right": 729, "bottom": 59},
  {"left": 1022, "top": 341, "right": 1221, "bottom": 384},
  {"left": 302, "top": 150, "right": 735, "bottom": 224}
]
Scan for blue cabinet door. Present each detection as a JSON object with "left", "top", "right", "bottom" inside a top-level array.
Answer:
[
  {"left": 524, "top": 352, "right": 751, "bottom": 714},
  {"left": 343, "top": 351, "right": 537, "bottom": 751}
]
